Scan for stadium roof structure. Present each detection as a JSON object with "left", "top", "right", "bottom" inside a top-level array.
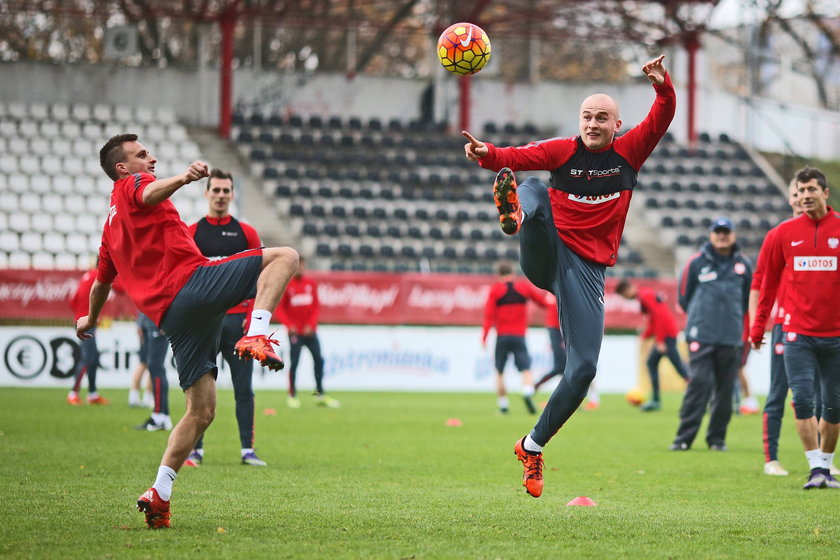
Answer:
[{"left": 3, "top": 0, "right": 720, "bottom": 141}]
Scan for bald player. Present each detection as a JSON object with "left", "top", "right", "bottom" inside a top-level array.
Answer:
[{"left": 462, "top": 54, "right": 676, "bottom": 498}]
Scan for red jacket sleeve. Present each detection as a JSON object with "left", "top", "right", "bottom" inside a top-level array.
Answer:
[
  {"left": 240, "top": 222, "right": 262, "bottom": 249},
  {"left": 750, "top": 228, "right": 784, "bottom": 341},
  {"left": 613, "top": 73, "right": 677, "bottom": 170},
  {"left": 482, "top": 284, "right": 500, "bottom": 342},
  {"left": 478, "top": 137, "right": 578, "bottom": 173}
]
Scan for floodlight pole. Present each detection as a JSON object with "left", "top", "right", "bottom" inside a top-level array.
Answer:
[
  {"left": 459, "top": 74, "right": 472, "bottom": 132},
  {"left": 219, "top": 8, "right": 237, "bottom": 139}
]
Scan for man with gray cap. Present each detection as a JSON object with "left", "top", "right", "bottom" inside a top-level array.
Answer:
[{"left": 670, "top": 217, "right": 752, "bottom": 451}]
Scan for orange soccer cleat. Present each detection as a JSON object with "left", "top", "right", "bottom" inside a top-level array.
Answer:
[
  {"left": 493, "top": 167, "right": 522, "bottom": 235},
  {"left": 234, "top": 335, "right": 284, "bottom": 371},
  {"left": 86, "top": 395, "right": 110, "bottom": 405},
  {"left": 514, "top": 437, "right": 544, "bottom": 498},
  {"left": 66, "top": 393, "right": 82, "bottom": 406},
  {"left": 137, "top": 487, "right": 170, "bottom": 529}
]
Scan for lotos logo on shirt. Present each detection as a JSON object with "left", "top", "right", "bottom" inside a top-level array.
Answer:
[
  {"left": 793, "top": 256, "right": 837, "bottom": 271},
  {"left": 567, "top": 192, "right": 621, "bottom": 205}
]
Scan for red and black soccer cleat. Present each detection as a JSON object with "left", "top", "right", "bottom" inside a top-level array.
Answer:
[
  {"left": 137, "top": 487, "right": 171, "bottom": 529},
  {"left": 234, "top": 335, "right": 285, "bottom": 371}
]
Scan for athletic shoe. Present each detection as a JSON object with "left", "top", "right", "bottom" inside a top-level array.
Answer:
[
  {"left": 241, "top": 451, "right": 268, "bottom": 467},
  {"left": 287, "top": 396, "right": 301, "bottom": 409},
  {"left": 640, "top": 400, "right": 661, "bottom": 412},
  {"left": 583, "top": 400, "right": 599, "bottom": 411},
  {"left": 709, "top": 443, "right": 728, "bottom": 451},
  {"left": 161, "top": 416, "right": 173, "bottom": 431},
  {"left": 831, "top": 463, "right": 840, "bottom": 476},
  {"left": 492, "top": 167, "right": 522, "bottom": 235},
  {"left": 499, "top": 407, "right": 509, "bottom": 414},
  {"left": 804, "top": 468, "right": 828, "bottom": 490},
  {"left": 315, "top": 394, "right": 341, "bottom": 408},
  {"left": 137, "top": 487, "right": 170, "bottom": 529},
  {"left": 669, "top": 442, "right": 689, "bottom": 451},
  {"left": 763, "top": 460, "right": 789, "bottom": 476},
  {"left": 234, "top": 335, "right": 284, "bottom": 371},
  {"left": 134, "top": 417, "right": 166, "bottom": 431},
  {"left": 823, "top": 471, "right": 840, "bottom": 489},
  {"left": 738, "top": 404, "right": 760, "bottom": 415},
  {"left": 514, "top": 437, "right": 544, "bottom": 498},
  {"left": 183, "top": 449, "right": 203, "bottom": 468},
  {"left": 67, "top": 393, "right": 82, "bottom": 406},
  {"left": 87, "top": 395, "right": 110, "bottom": 405}
]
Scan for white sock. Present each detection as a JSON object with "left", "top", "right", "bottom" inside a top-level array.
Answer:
[
  {"left": 88, "top": 391, "right": 99, "bottom": 399},
  {"left": 806, "top": 448, "right": 822, "bottom": 470},
  {"left": 498, "top": 396, "right": 509, "bottom": 410},
  {"left": 820, "top": 451, "right": 835, "bottom": 471},
  {"left": 523, "top": 385, "right": 535, "bottom": 397},
  {"left": 246, "top": 309, "right": 272, "bottom": 337},
  {"left": 241, "top": 448, "right": 254, "bottom": 457},
  {"left": 153, "top": 466, "right": 177, "bottom": 501},
  {"left": 524, "top": 435, "right": 543, "bottom": 453},
  {"left": 128, "top": 389, "right": 139, "bottom": 403},
  {"left": 68, "top": 390, "right": 78, "bottom": 398}
]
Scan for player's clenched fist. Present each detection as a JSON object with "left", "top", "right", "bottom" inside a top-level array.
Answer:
[{"left": 184, "top": 161, "right": 210, "bottom": 183}]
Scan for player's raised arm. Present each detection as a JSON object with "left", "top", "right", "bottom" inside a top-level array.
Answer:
[
  {"left": 462, "top": 130, "right": 488, "bottom": 161},
  {"left": 142, "top": 161, "right": 210, "bottom": 206},
  {"left": 642, "top": 54, "right": 667, "bottom": 85}
]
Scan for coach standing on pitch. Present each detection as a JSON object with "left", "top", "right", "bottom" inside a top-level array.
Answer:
[
  {"left": 669, "top": 218, "right": 752, "bottom": 452},
  {"left": 751, "top": 167, "right": 840, "bottom": 489},
  {"left": 462, "top": 54, "right": 675, "bottom": 497}
]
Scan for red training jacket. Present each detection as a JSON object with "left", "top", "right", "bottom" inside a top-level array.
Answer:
[
  {"left": 750, "top": 224, "right": 790, "bottom": 327},
  {"left": 478, "top": 74, "right": 676, "bottom": 266},
  {"left": 751, "top": 209, "right": 840, "bottom": 339},
  {"left": 482, "top": 278, "right": 546, "bottom": 342},
  {"left": 277, "top": 274, "right": 320, "bottom": 334},
  {"left": 637, "top": 286, "right": 679, "bottom": 343}
]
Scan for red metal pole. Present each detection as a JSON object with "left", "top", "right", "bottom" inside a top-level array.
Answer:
[
  {"left": 219, "top": 10, "right": 236, "bottom": 139},
  {"left": 685, "top": 31, "right": 699, "bottom": 149},
  {"left": 459, "top": 74, "right": 471, "bottom": 132}
]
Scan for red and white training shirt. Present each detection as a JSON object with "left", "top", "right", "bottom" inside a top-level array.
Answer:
[
  {"left": 751, "top": 209, "right": 840, "bottom": 339},
  {"left": 97, "top": 172, "right": 208, "bottom": 326}
]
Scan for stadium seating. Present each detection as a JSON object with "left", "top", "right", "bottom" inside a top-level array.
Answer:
[{"left": 0, "top": 102, "right": 213, "bottom": 269}]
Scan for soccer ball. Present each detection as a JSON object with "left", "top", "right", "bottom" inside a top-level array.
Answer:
[
  {"left": 626, "top": 387, "right": 644, "bottom": 407},
  {"left": 437, "top": 22, "right": 491, "bottom": 75}
]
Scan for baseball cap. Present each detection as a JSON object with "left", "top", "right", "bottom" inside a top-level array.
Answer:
[{"left": 709, "top": 217, "right": 734, "bottom": 232}]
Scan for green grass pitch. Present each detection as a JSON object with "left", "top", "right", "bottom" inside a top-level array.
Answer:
[{"left": 0, "top": 387, "right": 837, "bottom": 559}]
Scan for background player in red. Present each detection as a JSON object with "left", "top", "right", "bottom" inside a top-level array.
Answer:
[
  {"left": 532, "top": 292, "right": 566, "bottom": 394},
  {"left": 463, "top": 55, "right": 675, "bottom": 497},
  {"left": 185, "top": 168, "right": 268, "bottom": 467},
  {"left": 77, "top": 134, "right": 298, "bottom": 528},
  {"left": 616, "top": 278, "right": 688, "bottom": 411},
  {"left": 277, "top": 256, "right": 339, "bottom": 408},
  {"left": 750, "top": 166, "right": 840, "bottom": 489},
  {"left": 67, "top": 265, "right": 109, "bottom": 406},
  {"left": 482, "top": 261, "right": 547, "bottom": 415}
]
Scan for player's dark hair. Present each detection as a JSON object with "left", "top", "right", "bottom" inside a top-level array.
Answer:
[
  {"left": 206, "top": 168, "right": 234, "bottom": 190},
  {"left": 795, "top": 166, "right": 828, "bottom": 190},
  {"left": 497, "top": 262, "right": 514, "bottom": 276},
  {"left": 615, "top": 278, "right": 632, "bottom": 295},
  {"left": 99, "top": 133, "right": 138, "bottom": 181}
]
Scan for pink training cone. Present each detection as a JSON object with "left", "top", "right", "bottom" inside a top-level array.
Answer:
[
  {"left": 566, "top": 496, "right": 597, "bottom": 507},
  {"left": 445, "top": 418, "right": 463, "bottom": 427}
]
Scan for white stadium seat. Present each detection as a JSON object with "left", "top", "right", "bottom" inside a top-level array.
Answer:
[
  {"left": 82, "top": 122, "right": 102, "bottom": 141},
  {"left": 18, "top": 155, "right": 40, "bottom": 175},
  {"left": 31, "top": 252, "right": 54, "bottom": 269},
  {"left": 54, "top": 253, "right": 78, "bottom": 270},
  {"left": 20, "top": 232, "right": 42, "bottom": 252},
  {"left": 78, "top": 254, "right": 95, "bottom": 269},
  {"left": 156, "top": 106, "right": 176, "bottom": 123},
  {"left": 29, "top": 138, "right": 50, "bottom": 156},
  {"left": 19, "top": 194, "right": 41, "bottom": 213},
  {"left": 76, "top": 214, "right": 99, "bottom": 234},
  {"left": 30, "top": 176, "right": 52, "bottom": 194},
  {"left": 0, "top": 154, "right": 18, "bottom": 174},
  {"left": 85, "top": 195, "right": 107, "bottom": 215},
  {"left": 0, "top": 232, "right": 19, "bottom": 252},
  {"left": 42, "top": 156, "right": 62, "bottom": 176},
  {"left": 54, "top": 214, "right": 77, "bottom": 234},
  {"left": 64, "top": 196, "right": 86, "bottom": 214},
  {"left": 87, "top": 233, "right": 101, "bottom": 253},
  {"left": 83, "top": 158, "right": 101, "bottom": 177},
  {"left": 43, "top": 232, "right": 66, "bottom": 253},
  {"left": 29, "top": 103, "right": 49, "bottom": 120},
  {"left": 0, "top": 252, "right": 8, "bottom": 268},
  {"left": 113, "top": 105, "right": 133, "bottom": 124},
  {"left": 8, "top": 173, "right": 29, "bottom": 194},
  {"left": 167, "top": 125, "right": 188, "bottom": 141},
  {"left": 40, "top": 121, "right": 61, "bottom": 138},
  {"left": 51, "top": 103, "right": 70, "bottom": 120},
  {"left": 0, "top": 120, "right": 17, "bottom": 136},
  {"left": 135, "top": 106, "right": 155, "bottom": 121},
  {"left": 0, "top": 213, "right": 7, "bottom": 231},
  {"left": 71, "top": 103, "right": 92, "bottom": 121},
  {"left": 8, "top": 213, "right": 31, "bottom": 232},
  {"left": 65, "top": 233, "right": 88, "bottom": 255},
  {"left": 7, "top": 102, "right": 26, "bottom": 119},
  {"left": 42, "top": 194, "right": 63, "bottom": 213},
  {"left": 52, "top": 176, "right": 75, "bottom": 195},
  {"left": 92, "top": 104, "right": 112, "bottom": 122},
  {"left": 0, "top": 194, "right": 18, "bottom": 213},
  {"left": 51, "top": 138, "right": 72, "bottom": 154},
  {"left": 31, "top": 213, "right": 54, "bottom": 234},
  {"left": 8, "top": 252, "right": 30, "bottom": 268},
  {"left": 7, "top": 138, "right": 28, "bottom": 156},
  {"left": 64, "top": 157, "right": 84, "bottom": 176},
  {"left": 61, "top": 121, "right": 81, "bottom": 137},
  {"left": 19, "top": 121, "right": 39, "bottom": 138}
]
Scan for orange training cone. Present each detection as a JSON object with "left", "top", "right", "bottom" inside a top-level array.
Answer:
[
  {"left": 566, "top": 496, "right": 597, "bottom": 506},
  {"left": 445, "top": 418, "right": 463, "bottom": 427}
]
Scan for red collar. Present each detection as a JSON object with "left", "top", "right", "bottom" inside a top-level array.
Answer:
[{"left": 205, "top": 215, "right": 232, "bottom": 226}]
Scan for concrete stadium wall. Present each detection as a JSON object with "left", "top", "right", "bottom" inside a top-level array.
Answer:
[{"left": 1, "top": 60, "right": 839, "bottom": 159}]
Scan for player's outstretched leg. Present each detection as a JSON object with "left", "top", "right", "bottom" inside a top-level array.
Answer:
[
  {"left": 493, "top": 168, "right": 522, "bottom": 235},
  {"left": 513, "top": 437, "right": 544, "bottom": 498},
  {"left": 137, "top": 488, "right": 171, "bottom": 529},
  {"left": 234, "top": 334, "right": 284, "bottom": 371}
]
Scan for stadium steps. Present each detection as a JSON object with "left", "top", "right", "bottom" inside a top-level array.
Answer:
[
  {"left": 186, "top": 125, "right": 298, "bottom": 249},
  {"left": 624, "top": 199, "right": 678, "bottom": 276}
]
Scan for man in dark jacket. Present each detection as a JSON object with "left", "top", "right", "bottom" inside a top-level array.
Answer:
[{"left": 670, "top": 218, "right": 752, "bottom": 451}]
